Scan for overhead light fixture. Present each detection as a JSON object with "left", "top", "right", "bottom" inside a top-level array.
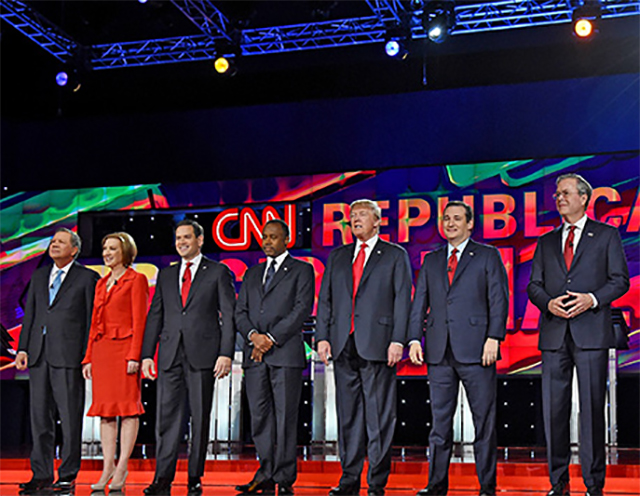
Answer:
[
  {"left": 214, "top": 56, "right": 238, "bottom": 76},
  {"left": 385, "top": 38, "right": 408, "bottom": 59},
  {"left": 55, "top": 70, "right": 81, "bottom": 92},
  {"left": 571, "top": 1, "right": 601, "bottom": 40},
  {"left": 423, "top": 1, "right": 455, "bottom": 44}
]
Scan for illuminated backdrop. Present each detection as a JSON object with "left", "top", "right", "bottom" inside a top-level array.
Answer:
[{"left": 1, "top": 153, "right": 638, "bottom": 377}]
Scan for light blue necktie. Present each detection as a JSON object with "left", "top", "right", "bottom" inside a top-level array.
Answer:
[{"left": 49, "top": 269, "right": 63, "bottom": 305}]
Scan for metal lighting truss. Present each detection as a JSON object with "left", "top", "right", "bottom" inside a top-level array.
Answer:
[{"left": 1, "top": 0, "right": 639, "bottom": 70}]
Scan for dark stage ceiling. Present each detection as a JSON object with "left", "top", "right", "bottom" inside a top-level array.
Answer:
[{"left": 1, "top": 1, "right": 639, "bottom": 120}]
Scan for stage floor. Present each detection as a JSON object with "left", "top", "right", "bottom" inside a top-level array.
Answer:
[{"left": 1, "top": 448, "right": 638, "bottom": 496}]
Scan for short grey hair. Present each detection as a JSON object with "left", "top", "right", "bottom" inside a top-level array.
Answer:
[
  {"left": 350, "top": 199, "right": 382, "bottom": 220},
  {"left": 557, "top": 173, "right": 593, "bottom": 205},
  {"left": 55, "top": 228, "right": 82, "bottom": 260}
]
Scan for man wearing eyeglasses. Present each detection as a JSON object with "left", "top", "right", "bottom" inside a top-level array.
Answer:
[{"left": 528, "top": 173, "right": 629, "bottom": 496}]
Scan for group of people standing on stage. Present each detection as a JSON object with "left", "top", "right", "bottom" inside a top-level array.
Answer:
[{"left": 15, "top": 172, "right": 629, "bottom": 496}]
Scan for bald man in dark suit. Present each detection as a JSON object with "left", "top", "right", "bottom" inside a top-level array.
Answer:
[{"left": 235, "top": 219, "right": 314, "bottom": 496}]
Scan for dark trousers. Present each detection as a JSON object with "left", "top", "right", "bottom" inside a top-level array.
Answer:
[
  {"left": 334, "top": 335, "right": 396, "bottom": 490},
  {"left": 542, "top": 331, "right": 608, "bottom": 489},
  {"left": 427, "top": 348, "right": 497, "bottom": 490},
  {"left": 245, "top": 363, "right": 303, "bottom": 486},
  {"left": 28, "top": 347, "right": 85, "bottom": 481},
  {"left": 154, "top": 340, "right": 215, "bottom": 481}
]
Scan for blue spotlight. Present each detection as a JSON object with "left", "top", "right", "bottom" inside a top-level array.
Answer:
[
  {"left": 56, "top": 71, "right": 69, "bottom": 87},
  {"left": 385, "top": 40, "right": 401, "bottom": 57},
  {"left": 138, "top": 0, "right": 148, "bottom": 3}
]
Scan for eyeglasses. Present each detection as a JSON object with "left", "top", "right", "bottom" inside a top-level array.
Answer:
[{"left": 552, "top": 190, "right": 579, "bottom": 200}]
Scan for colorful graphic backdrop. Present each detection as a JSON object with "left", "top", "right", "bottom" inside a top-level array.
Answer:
[{"left": 1, "top": 154, "right": 638, "bottom": 377}]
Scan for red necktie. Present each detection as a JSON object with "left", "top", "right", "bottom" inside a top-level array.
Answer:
[
  {"left": 448, "top": 248, "right": 458, "bottom": 285},
  {"left": 351, "top": 242, "right": 368, "bottom": 333},
  {"left": 564, "top": 225, "right": 576, "bottom": 270},
  {"left": 181, "top": 262, "right": 193, "bottom": 307}
]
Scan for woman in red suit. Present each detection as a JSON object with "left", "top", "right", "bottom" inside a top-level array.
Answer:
[{"left": 82, "top": 232, "right": 149, "bottom": 491}]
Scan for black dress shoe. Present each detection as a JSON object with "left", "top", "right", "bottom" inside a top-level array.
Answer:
[
  {"left": 479, "top": 487, "right": 496, "bottom": 496},
  {"left": 416, "top": 482, "right": 448, "bottom": 496},
  {"left": 328, "top": 484, "right": 360, "bottom": 496},
  {"left": 144, "top": 478, "right": 173, "bottom": 495},
  {"left": 586, "top": 486, "right": 603, "bottom": 496},
  {"left": 278, "top": 484, "right": 294, "bottom": 495},
  {"left": 19, "top": 478, "right": 53, "bottom": 494},
  {"left": 547, "top": 481, "right": 570, "bottom": 496},
  {"left": 188, "top": 477, "right": 203, "bottom": 495},
  {"left": 236, "top": 479, "right": 276, "bottom": 495},
  {"left": 368, "top": 488, "right": 385, "bottom": 496},
  {"left": 52, "top": 476, "right": 75, "bottom": 492}
]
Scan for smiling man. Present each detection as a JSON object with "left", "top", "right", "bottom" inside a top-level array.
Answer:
[
  {"left": 316, "top": 199, "right": 412, "bottom": 496},
  {"left": 234, "top": 219, "right": 314, "bottom": 496},
  {"left": 528, "top": 174, "right": 629, "bottom": 496},
  {"left": 407, "top": 201, "right": 508, "bottom": 496},
  {"left": 141, "top": 219, "right": 236, "bottom": 496}
]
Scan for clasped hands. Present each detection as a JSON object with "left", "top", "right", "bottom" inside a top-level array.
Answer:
[
  {"left": 548, "top": 291, "right": 592, "bottom": 319},
  {"left": 250, "top": 332, "right": 274, "bottom": 363}
]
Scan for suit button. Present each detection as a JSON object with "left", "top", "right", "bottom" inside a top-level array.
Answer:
[
  {"left": 567, "top": 279, "right": 572, "bottom": 283},
  {"left": 260, "top": 309, "right": 264, "bottom": 314},
  {"left": 182, "top": 311, "right": 186, "bottom": 315},
  {"left": 447, "top": 299, "right": 453, "bottom": 304}
]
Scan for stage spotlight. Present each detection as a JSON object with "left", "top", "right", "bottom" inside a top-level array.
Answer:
[
  {"left": 56, "top": 71, "right": 69, "bottom": 87},
  {"left": 55, "top": 70, "right": 81, "bottom": 92},
  {"left": 214, "top": 56, "right": 238, "bottom": 76},
  {"left": 571, "top": 2, "right": 600, "bottom": 40},
  {"left": 385, "top": 39, "right": 408, "bottom": 59},
  {"left": 423, "top": 1, "right": 455, "bottom": 44},
  {"left": 138, "top": 0, "right": 148, "bottom": 4}
]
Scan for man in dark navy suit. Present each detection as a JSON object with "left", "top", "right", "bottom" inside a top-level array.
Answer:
[
  {"left": 142, "top": 219, "right": 236, "bottom": 496},
  {"left": 16, "top": 228, "right": 99, "bottom": 495},
  {"left": 316, "top": 199, "right": 412, "bottom": 496},
  {"left": 234, "top": 219, "right": 314, "bottom": 496},
  {"left": 528, "top": 174, "right": 629, "bottom": 496},
  {"left": 408, "top": 201, "right": 508, "bottom": 496}
]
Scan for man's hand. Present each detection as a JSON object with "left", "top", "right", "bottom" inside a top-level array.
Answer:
[
  {"left": 251, "top": 333, "right": 274, "bottom": 354},
  {"left": 563, "top": 291, "right": 593, "bottom": 319},
  {"left": 409, "top": 342, "right": 423, "bottom": 365},
  {"left": 82, "top": 363, "right": 92, "bottom": 380},
  {"left": 548, "top": 295, "right": 571, "bottom": 319},
  {"left": 317, "top": 340, "right": 332, "bottom": 366},
  {"left": 482, "top": 338, "right": 499, "bottom": 367},
  {"left": 15, "top": 352, "right": 28, "bottom": 371},
  {"left": 214, "top": 356, "right": 232, "bottom": 379},
  {"left": 387, "top": 343, "right": 403, "bottom": 367},
  {"left": 127, "top": 360, "right": 140, "bottom": 375},
  {"left": 142, "top": 358, "right": 157, "bottom": 380},
  {"left": 251, "top": 348, "right": 264, "bottom": 363}
]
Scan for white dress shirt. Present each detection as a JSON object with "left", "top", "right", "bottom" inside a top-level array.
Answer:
[
  {"left": 262, "top": 250, "right": 289, "bottom": 285},
  {"left": 353, "top": 234, "right": 379, "bottom": 266},
  {"left": 49, "top": 259, "right": 74, "bottom": 288},
  {"left": 562, "top": 215, "right": 598, "bottom": 308}
]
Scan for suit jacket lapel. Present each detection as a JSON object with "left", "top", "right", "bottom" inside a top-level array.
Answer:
[
  {"left": 357, "top": 239, "right": 383, "bottom": 292},
  {"left": 50, "top": 263, "right": 79, "bottom": 308},
  {"left": 571, "top": 219, "right": 595, "bottom": 268},
  {"left": 451, "top": 240, "right": 475, "bottom": 286},
  {"left": 185, "top": 257, "right": 208, "bottom": 307},
  {"left": 263, "top": 254, "right": 292, "bottom": 297},
  {"left": 552, "top": 225, "right": 568, "bottom": 273},
  {"left": 342, "top": 244, "right": 356, "bottom": 297}
]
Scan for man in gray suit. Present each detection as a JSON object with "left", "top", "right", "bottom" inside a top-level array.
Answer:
[
  {"left": 234, "top": 219, "right": 314, "bottom": 496},
  {"left": 408, "top": 201, "right": 508, "bottom": 496},
  {"left": 316, "top": 199, "right": 412, "bottom": 496},
  {"left": 16, "top": 228, "right": 99, "bottom": 495},
  {"left": 142, "top": 219, "right": 236, "bottom": 496},
  {"left": 528, "top": 174, "right": 629, "bottom": 496}
]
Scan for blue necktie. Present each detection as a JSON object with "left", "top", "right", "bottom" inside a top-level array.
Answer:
[
  {"left": 49, "top": 269, "right": 63, "bottom": 305},
  {"left": 263, "top": 260, "right": 277, "bottom": 292}
]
